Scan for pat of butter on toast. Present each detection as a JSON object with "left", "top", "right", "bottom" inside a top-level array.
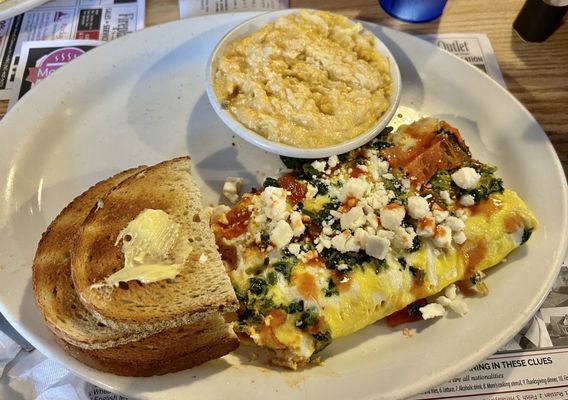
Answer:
[{"left": 90, "top": 209, "right": 188, "bottom": 288}]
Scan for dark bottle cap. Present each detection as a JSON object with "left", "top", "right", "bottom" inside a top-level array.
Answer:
[{"left": 513, "top": 0, "right": 568, "bottom": 42}]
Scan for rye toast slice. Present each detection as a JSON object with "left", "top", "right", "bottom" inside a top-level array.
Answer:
[
  {"left": 33, "top": 159, "right": 239, "bottom": 375},
  {"left": 55, "top": 314, "right": 238, "bottom": 376},
  {"left": 32, "top": 166, "right": 147, "bottom": 349},
  {"left": 71, "top": 156, "right": 239, "bottom": 332}
]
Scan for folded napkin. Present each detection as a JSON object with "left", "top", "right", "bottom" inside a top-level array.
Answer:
[
  {"left": 0, "top": 330, "right": 21, "bottom": 375},
  {"left": 0, "top": 331, "right": 127, "bottom": 400}
]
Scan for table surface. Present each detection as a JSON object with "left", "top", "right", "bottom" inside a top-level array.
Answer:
[{"left": 2, "top": 0, "right": 568, "bottom": 179}]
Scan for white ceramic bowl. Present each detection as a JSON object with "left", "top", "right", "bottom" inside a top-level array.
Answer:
[{"left": 205, "top": 9, "right": 402, "bottom": 159}]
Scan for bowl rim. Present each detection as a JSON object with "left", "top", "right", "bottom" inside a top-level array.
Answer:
[{"left": 205, "top": 8, "right": 402, "bottom": 159}]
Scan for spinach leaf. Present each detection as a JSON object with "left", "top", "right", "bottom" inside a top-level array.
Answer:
[
  {"left": 280, "top": 156, "right": 310, "bottom": 171},
  {"left": 263, "top": 177, "right": 280, "bottom": 188},
  {"left": 313, "top": 330, "right": 332, "bottom": 353}
]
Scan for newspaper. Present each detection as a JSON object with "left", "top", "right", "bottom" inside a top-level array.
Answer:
[
  {"left": 412, "top": 253, "right": 568, "bottom": 399},
  {"left": 8, "top": 39, "right": 102, "bottom": 108},
  {"left": 0, "top": 0, "right": 145, "bottom": 100},
  {"left": 420, "top": 33, "right": 507, "bottom": 88},
  {"left": 179, "top": 0, "right": 288, "bottom": 19},
  {"left": 416, "top": 348, "right": 568, "bottom": 399}
]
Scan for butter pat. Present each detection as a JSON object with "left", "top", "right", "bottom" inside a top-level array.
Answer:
[{"left": 91, "top": 209, "right": 188, "bottom": 288}]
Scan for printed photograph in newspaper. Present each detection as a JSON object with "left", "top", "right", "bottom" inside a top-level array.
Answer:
[{"left": 9, "top": 40, "right": 102, "bottom": 107}]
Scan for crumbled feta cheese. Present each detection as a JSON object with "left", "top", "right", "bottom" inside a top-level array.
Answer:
[
  {"left": 254, "top": 213, "right": 267, "bottom": 224},
  {"left": 434, "top": 284, "right": 469, "bottom": 317},
  {"left": 263, "top": 187, "right": 289, "bottom": 220},
  {"left": 344, "top": 236, "right": 361, "bottom": 252},
  {"left": 300, "top": 250, "right": 319, "bottom": 264},
  {"left": 449, "top": 298, "right": 469, "bottom": 316},
  {"left": 406, "top": 196, "right": 430, "bottom": 220},
  {"left": 322, "top": 226, "right": 334, "bottom": 236},
  {"left": 451, "top": 167, "right": 481, "bottom": 190},
  {"left": 376, "top": 229, "right": 395, "bottom": 241},
  {"left": 440, "top": 190, "right": 453, "bottom": 205},
  {"left": 288, "top": 243, "right": 301, "bottom": 257},
  {"left": 338, "top": 177, "right": 369, "bottom": 201},
  {"left": 270, "top": 220, "right": 294, "bottom": 249},
  {"left": 207, "top": 205, "right": 231, "bottom": 224},
  {"left": 436, "top": 295, "right": 452, "bottom": 307},
  {"left": 378, "top": 160, "right": 390, "bottom": 174},
  {"left": 444, "top": 216, "right": 465, "bottom": 232},
  {"left": 432, "top": 225, "right": 452, "bottom": 248},
  {"left": 433, "top": 209, "right": 449, "bottom": 223},
  {"left": 319, "top": 236, "right": 332, "bottom": 249},
  {"left": 393, "top": 226, "right": 416, "bottom": 249},
  {"left": 416, "top": 216, "right": 436, "bottom": 237},
  {"left": 331, "top": 231, "right": 350, "bottom": 252},
  {"left": 366, "top": 185, "right": 391, "bottom": 209},
  {"left": 365, "top": 211, "right": 379, "bottom": 229},
  {"left": 340, "top": 206, "right": 366, "bottom": 230},
  {"left": 327, "top": 155, "right": 339, "bottom": 168},
  {"left": 223, "top": 176, "right": 244, "bottom": 204},
  {"left": 454, "top": 209, "right": 469, "bottom": 221},
  {"left": 329, "top": 210, "right": 343, "bottom": 220},
  {"left": 445, "top": 284, "right": 457, "bottom": 300},
  {"left": 379, "top": 204, "right": 406, "bottom": 231},
  {"left": 365, "top": 235, "right": 390, "bottom": 260},
  {"left": 419, "top": 303, "right": 447, "bottom": 319},
  {"left": 453, "top": 231, "right": 467, "bottom": 244},
  {"left": 290, "top": 211, "right": 306, "bottom": 236},
  {"left": 311, "top": 160, "right": 326, "bottom": 172},
  {"left": 459, "top": 194, "right": 475, "bottom": 207},
  {"left": 353, "top": 228, "right": 369, "bottom": 247},
  {"left": 305, "top": 183, "right": 318, "bottom": 199}
]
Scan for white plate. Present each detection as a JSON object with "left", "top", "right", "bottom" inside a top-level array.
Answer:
[
  {"left": 0, "top": 0, "right": 49, "bottom": 21},
  {"left": 0, "top": 12, "right": 567, "bottom": 400}
]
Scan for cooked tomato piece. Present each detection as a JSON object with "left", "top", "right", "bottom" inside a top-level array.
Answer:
[
  {"left": 278, "top": 175, "right": 307, "bottom": 204},
  {"left": 219, "top": 197, "right": 252, "bottom": 239}
]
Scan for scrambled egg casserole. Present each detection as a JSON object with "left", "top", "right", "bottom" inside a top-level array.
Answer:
[
  {"left": 212, "top": 10, "right": 392, "bottom": 148},
  {"left": 211, "top": 118, "right": 537, "bottom": 369}
]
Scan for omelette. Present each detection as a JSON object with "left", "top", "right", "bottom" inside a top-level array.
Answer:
[{"left": 210, "top": 118, "right": 537, "bottom": 369}]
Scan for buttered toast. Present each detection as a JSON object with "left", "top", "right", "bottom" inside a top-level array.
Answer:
[
  {"left": 32, "top": 157, "right": 239, "bottom": 376},
  {"left": 33, "top": 166, "right": 147, "bottom": 349},
  {"left": 71, "top": 157, "right": 238, "bottom": 332}
]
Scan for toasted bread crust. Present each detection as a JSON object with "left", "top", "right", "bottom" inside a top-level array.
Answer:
[
  {"left": 54, "top": 315, "right": 239, "bottom": 376},
  {"left": 71, "top": 157, "right": 238, "bottom": 331}
]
